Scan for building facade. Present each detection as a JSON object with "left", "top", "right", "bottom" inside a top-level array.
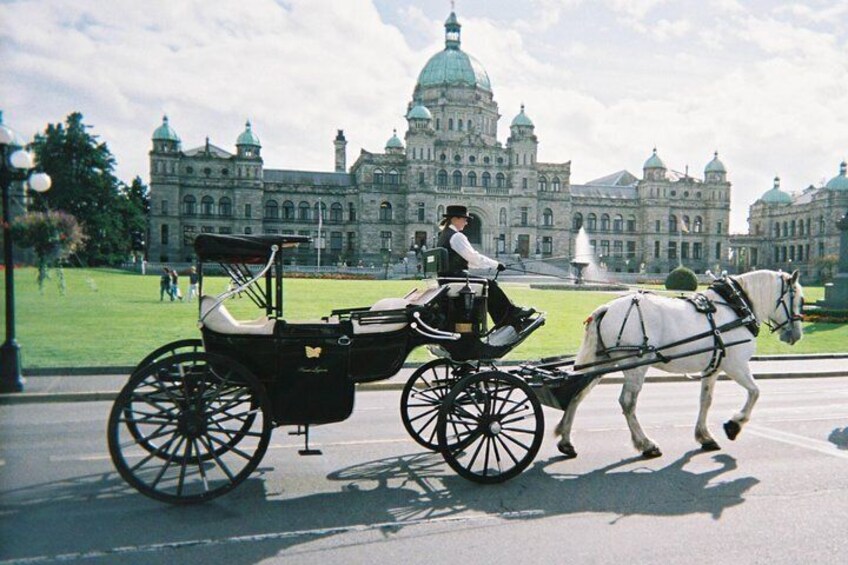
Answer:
[
  {"left": 148, "top": 12, "right": 730, "bottom": 273},
  {"left": 731, "top": 163, "right": 848, "bottom": 280}
]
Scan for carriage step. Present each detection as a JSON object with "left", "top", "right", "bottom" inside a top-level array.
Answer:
[{"left": 290, "top": 425, "right": 323, "bottom": 456}]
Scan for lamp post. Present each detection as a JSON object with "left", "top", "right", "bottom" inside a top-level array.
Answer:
[{"left": 1, "top": 112, "right": 52, "bottom": 393}]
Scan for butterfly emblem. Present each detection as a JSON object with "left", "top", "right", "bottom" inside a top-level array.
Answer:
[{"left": 305, "top": 346, "right": 322, "bottom": 359}]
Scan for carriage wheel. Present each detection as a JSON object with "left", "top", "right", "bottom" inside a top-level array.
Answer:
[
  {"left": 132, "top": 339, "right": 204, "bottom": 376},
  {"left": 108, "top": 352, "right": 272, "bottom": 504},
  {"left": 437, "top": 370, "right": 544, "bottom": 484},
  {"left": 400, "top": 359, "right": 472, "bottom": 451}
]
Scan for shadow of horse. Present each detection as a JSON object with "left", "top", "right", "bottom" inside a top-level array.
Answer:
[{"left": 828, "top": 427, "right": 848, "bottom": 450}]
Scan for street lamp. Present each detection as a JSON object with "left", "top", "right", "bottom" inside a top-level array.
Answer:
[{"left": 1, "top": 112, "right": 52, "bottom": 393}]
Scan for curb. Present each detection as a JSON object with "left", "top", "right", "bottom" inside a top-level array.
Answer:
[{"left": 2, "top": 370, "right": 847, "bottom": 405}]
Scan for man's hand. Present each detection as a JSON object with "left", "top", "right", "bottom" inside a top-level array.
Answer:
[{"left": 497, "top": 263, "right": 506, "bottom": 272}]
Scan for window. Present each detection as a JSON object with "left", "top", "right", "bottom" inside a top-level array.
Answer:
[
  {"left": 467, "top": 171, "right": 477, "bottom": 187},
  {"left": 654, "top": 241, "right": 660, "bottom": 258},
  {"left": 626, "top": 241, "right": 636, "bottom": 259},
  {"left": 417, "top": 202, "right": 425, "bottom": 222},
  {"left": 538, "top": 176, "right": 548, "bottom": 191},
  {"left": 681, "top": 242, "right": 689, "bottom": 259},
  {"left": 347, "top": 232, "right": 356, "bottom": 251},
  {"left": 819, "top": 216, "right": 825, "bottom": 233},
  {"left": 161, "top": 200, "right": 169, "bottom": 215},
  {"left": 587, "top": 213, "right": 597, "bottom": 231},
  {"left": 520, "top": 207, "right": 528, "bottom": 226},
  {"left": 161, "top": 224, "right": 169, "bottom": 245},
  {"left": 552, "top": 177, "right": 561, "bottom": 192},
  {"left": 349, "top": 203, "right": 356, "bottom": 222},
  {"left": 452, "top": 170, "right": 462, "bottom": 187},
  {"left": 330, "top": 202, "right": 343, "bottom": 222},
  {"left": 682, "top": 215, "right": 690, "bottom": 233},
  {"left": 542, "top": 236, "right": 553, "bottom": 255},
  {"left": 182, "top": 195, "right": 196, "bottom": 216},
  {"left": 218, "top": 197, "right": 232, "bottom": 218},
  {"left": 573, "top": 213, "right": 583, "bottom": 231},
  {"left": 265, "top": 200, "right": 279, "bottom": 219},
  {"left": 543, "top": 208, "right": 553, "bottom": 227},
  {"left": 613, "top": 241, "right": 623, "bottom": 258},
  {"left": 693, "top": 242, "right": 702, "bottom": 259},
  {"left": 499, "top": 208, "right": 507, "bottom": 226},
  {"left": 244, "top": 204, "right": 251, "bottom": 218},
  {"left": 244, "top": 227, "right": 252, "bottom": 234},
  {"left": 437, "top": 170, "right": 448, "bottom": 186},
  {"left": 790, "top": 220, "right": 796, "bottom": 237},
  {"left": 282, "top": 201, "right": 294, "bottom": 220},
  {"left": 202, "top": 226, "right": 215, "bottom": 234},
  {"left": 522, "top": 178, "right": 528, "bottom": 189},
  {"left": 374, "top": 169, "right": 384, "bottom": 185},
  {"left": 693, "top": 216, "right": 703, "bottom": 233},
  {"left": 201, "top": 196, "right": 214, "bottom": 216},
  {"left": 669, "top": 215, "right": 678, "bottom": 233},
  {"left": 330, "top": 231, "right": 342, "bottom": 251},
  {"left": 482, "top": 172, "right": 491, "bottom": 188},
  {"left": 715, "top": 242, "right": 722, "bottom": 260},
  {"left": 668, "top": 241, "right": 677, "bottom": 260},
  {"left": 419, "top": 171, "right": 425, "bottom": 185},
  {"left": 600, "top": 240, "right": 610, "bottom": 259},
  {"left": 626, "top": 216, "right": 636, "bottom": 232},
  {"left": 655, "top": 220, "right": 661, "bottom": 233},
  {"left": 496, "top": 173, "right": 505, "bottom": 188},
  {"left": 717, "top": 221, "right": 723, "bottom": 234},
  {"left": 388, "top": 169, "right": 399, "bottom": 185},
  {"left": 218, "top": 226, "right": 232, "bottom": 235},
  {"left": 613, "top": 214, "right": 623, "bottom": 232},
  {"left": 379, "top": 201, "right": 393, "bottom": 221},
  {"left": 298, "top": 201, "right": 310, "bottom": 221},
  {"left": 448, "top": 118, "right": 454, "bottom": 130},
  {"left": 183, "top": 225, "right": 196, "bottom": 246},
  {"left": 600, "top": 214, "right": 610, "bottom": 232},
  {"left": 314, "top": 201, "right": 327, "bottom": 221},
  {"left": 380, "top": 231, "right": 392, "bottom": 250}
]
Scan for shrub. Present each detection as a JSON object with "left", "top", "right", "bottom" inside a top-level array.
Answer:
[
  {"left": 11, "top": 210, "right": 86, "bottom": 293},
  {"left": 665, "top": 266, "right": 698, "bottom": 291}
]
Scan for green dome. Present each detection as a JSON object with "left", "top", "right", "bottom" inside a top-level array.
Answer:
[
  {"left": 761, "top": 177, "right": 792, "bottom": 204},
  {"left": 386, "top": 129, "right": 404, "bottom": 149},
  {"left": 236, "top": 120, "right": 261, "bottom": 146},
  {"left": 705, "top": 151, "right": 726, "bottom": 173},
  {"left": 643, "top": 148, "right": 665, "bottom": 169},
  {"left": 415, "top": 12, "right": 491, "bottom": 92},
  {"left": 825, "top": 161, "right": 848, "bottom": 190},
  {"left": 407, "top": 103, "right": 432, "bottom": 120},
  {"left": 152, "top": 115, "right": 180, "bottom": 142},
  {"left": 511, "top": 104, "right": 534, "bottom": 127}
]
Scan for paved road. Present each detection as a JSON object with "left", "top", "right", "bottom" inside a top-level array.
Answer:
[{"left": 1, "top": 377, "right": 847, "bottom": 564}]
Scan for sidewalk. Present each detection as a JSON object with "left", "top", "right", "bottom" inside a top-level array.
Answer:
[{"left": 2, "top": 354, "right": 847, "bottom": 405}]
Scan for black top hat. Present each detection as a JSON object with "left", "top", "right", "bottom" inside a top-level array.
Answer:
[{"left": 443, "top": 205, "right": 471, "bottom": 219}]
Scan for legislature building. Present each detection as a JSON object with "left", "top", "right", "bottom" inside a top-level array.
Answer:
[{"left": 148, "top": 11, "right": 731, "bottom": 274}]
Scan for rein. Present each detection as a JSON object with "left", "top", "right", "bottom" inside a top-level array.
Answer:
[{"left": 763, "top": 275, "right": 803, "bottom": 333}]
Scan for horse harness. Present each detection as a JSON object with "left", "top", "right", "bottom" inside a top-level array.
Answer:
[{"left": 595, "top": 276, "right": 769, "bottom": 379}]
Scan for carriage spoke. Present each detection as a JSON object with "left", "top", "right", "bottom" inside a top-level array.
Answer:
[
  {"left": 206, "top": 433, "right": 254, "bottom": 461},
  {"left": 494, "top": 434, "right": 520, "bottom": 465},
  {"left": 150, "top": 436, "right": 185, "bottom": 489},
  {"left": 198, "top": 435, "right": 236, "bottom": 482},
  {"left": 176, "top": 440, "right": 193, "bottom": 497},
  {"left": 129, "top": 429, "right": 182, "bottom": 471},
  {"left": 498, "top": 429, "right": 533, "bottom": 451},
  {"left": 481, "top": 436, "right": 492, "bottom": 477},
  {"left": 192, "top": 438, "right": 210, "bottom": 492}
]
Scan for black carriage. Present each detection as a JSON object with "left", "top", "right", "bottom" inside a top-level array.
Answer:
[{"left": 108, "top": 234, "right": 548, "bottom": 503}]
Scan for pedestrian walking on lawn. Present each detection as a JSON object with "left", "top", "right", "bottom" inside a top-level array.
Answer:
[{"left": 160, "top": 268, "right": 171, "bottom": 301}]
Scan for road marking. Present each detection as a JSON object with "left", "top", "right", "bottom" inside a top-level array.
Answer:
[
  {"left": 0, "top": 509, "right": 545, "bottom": 564},
  {"left": 0, "top": 459, "right": 4, "bottom": 467},
  {"left": 745, "top": 424, "right": 848, "bottom": 460}
]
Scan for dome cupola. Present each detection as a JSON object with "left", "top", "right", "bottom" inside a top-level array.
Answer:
[
  {"left": 510, "top": 104, "right": 534, "bottom": 128},
  {"left": 152, "top": 115, "right": 180, "bottom": 142},
  {"left": 407, "top": 102, "right": 432, "bottom": 121},
  {"left": 415, "top": 11, "right": 492, "bottom": 93},
  {"left": 825, "top": 160, "right": 848, "bottom": 191},
  {"left": 236, "top": 120, "right": 261, "bottom": 159},
  {"left": 385, "top": 129, "right": 404, "bottom": 154},
  {"left": 642, "top": 148, "right": 666, "bottom": 181},
  {"left": 705, "top": 151, "right": 726, "bottom": 173},
  {"left": 761, "top": 176, "right": 792, "bottom": 204}
]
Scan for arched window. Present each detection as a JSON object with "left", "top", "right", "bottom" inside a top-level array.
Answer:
[
  {"left": 183, "top": 195, "right": 196, "bottom": 216},
  {"left": 682, "top": 215, "right": 691, "bottom": 233},
  {"left": 314, "top": 201, "right": 327, "bottom": 221},
  {"left": 452, "top": 170, "right": 462, "bottom": 187},
  {"left": 782, "top": 221, "right": 788, "bottom": 237},
  {"left": 264, "top": 200, "right": 279, "bottom": 220},
  {"left": 496, "top": 173, "right": 505, "bottom": 188},
  {"left": 467, "top": 171, "right": 477, "bottom": 187},
  {"left": 482, "top": 172, "right": 491, "bottom": 188},
  {"left": 790, "top": 220, "right": 796, "bottom": 236},
  {"left": 538, "top": 176, "right": 548, "bottom": 191},
  {"left": 572, "top": 212, "right": 583, "bottom": 231},
  {"left": 298, "top": 201, "right": 311, "bottom": 221},
  {"left": 379, "top": 201, "right": 393, "bottom": 221},
  {"left": 774, "top": 223, "right": 780, "bottom": 238},
  {"left": 448, "top": 118, "right": 454, "bottom": 130},
  {"left": 499, "top": 207, "right": 507, "bottom": 226},
  {"left": 201, "top": 196, "right": 214, "bottom": 216},
  {"left": 388, "top": 169, "right": 399, "bottom": 185},
  {"left": 437, "top": 169, "right": 448, "bottom": 186},
  {"left": 669, "top": 215, "right": 678, "bottom": 233},
  {"left": 330, "top": 202, "right": 343, "bottom": 222},
  {"left": 543, "top": 208, "right": 553, "bottom": 227},
  {"left": 613, "top": 214, "right": 623, "bottom": 232},
  {"left": 587, "top": 213, "right": 597, "bottom": 231},
  {"left": 348, "top": 203, "right": 356, "bottom": 221},
  {"left": 219, "top": 197, "right": 232, "bottom": 217},
  {"left": 458, "top": 119, "right": 463, "bottom": 131},
  {"left": 600, "top": 214, "right": 610, "bottom": 232},
  {"left": 374, "top": 168, "right": 384, "bottom": 185},
  {"left": 693, "top": 216, "right": 703, "bottom": 233},
  {"left": 279, "top": 201, "right": 293, "bottom": 220},
  {"left": 626, "top": 215, "right": 636, "bottom": 232},
  {"left": 819, "top": 216, "right": 825, "bottom": 233},
  {"left": 552, "top": 177, "right": 561, "bottom": 192}
]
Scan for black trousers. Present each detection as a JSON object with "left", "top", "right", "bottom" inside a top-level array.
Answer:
[{"left": 438, "top": 277, "right": 517, "bottom": 326}]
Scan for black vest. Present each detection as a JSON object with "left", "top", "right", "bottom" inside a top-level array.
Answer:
[{"left": 437, "top": 228, "right": 468, "bottom": 276}]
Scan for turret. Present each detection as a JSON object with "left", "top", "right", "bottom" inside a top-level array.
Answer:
[
  {"left": 643, "top": 148, "right": 666, "bottom": 181},
  {"left": 507, "top": 104, "right": 538, "bottom": 171},
  {"left": 704, "top": 151, "right": 727, "bottom": 183},
  {"left": 151, "top": 115, "right": 180, "bottom": 153},
  {"left": 236, "top": 120, "right": 261, "bottom": 159},
  {"left": 385, "top": 129, "right": 404, "bottom": 156}
]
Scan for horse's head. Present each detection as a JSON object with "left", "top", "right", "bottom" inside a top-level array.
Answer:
[{"left": 770, "top": 270, "right": 804, "bottom": 345}]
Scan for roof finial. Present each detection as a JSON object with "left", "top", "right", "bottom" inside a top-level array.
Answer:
[
  {"left": 245, "top": 119, "right": 251, "bottom": 129},
  {"left": 520, "top": 103, "right": 525, "bottom": 113},
  {"left": 774, "top": 176, "right": 780, "bottom": 188},
  {"left": 714, "top": 150, "right": 719, "bottom": 158}
]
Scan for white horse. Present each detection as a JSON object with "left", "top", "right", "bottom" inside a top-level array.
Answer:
[{"left": 555, "top": 269, "right": 803, "bottom": 459}]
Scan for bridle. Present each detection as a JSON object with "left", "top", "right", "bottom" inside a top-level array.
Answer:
[{"left": 764, "top": 275, "right": 803, "bottom": 333}]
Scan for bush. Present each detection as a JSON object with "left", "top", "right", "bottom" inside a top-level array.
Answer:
[{"left": 665, "top": 266, "right": 698, "bottom": 291}]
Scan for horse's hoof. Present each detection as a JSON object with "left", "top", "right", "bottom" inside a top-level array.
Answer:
[
  {"left": 557, "top": 444, "right": 577, "bottom": 459},
  {"left": 701, "top": 440, "right": 721, "bottom": 451},
  {"left": 642, "top": 446, "right": 662, "bottom": 459},
  {"left": 724, "top": 420, "right": 741, "bottom": 441}
]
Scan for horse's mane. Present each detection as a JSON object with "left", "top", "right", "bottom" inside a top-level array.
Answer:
[{"left": 732, "top": 270, "right": 781, "bottom": 323}]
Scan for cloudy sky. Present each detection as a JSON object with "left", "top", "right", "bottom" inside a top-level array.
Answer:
[{"left": 2, "top": 0, "right": 847, "bottom": 232}]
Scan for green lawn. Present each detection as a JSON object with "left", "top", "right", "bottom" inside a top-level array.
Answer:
[{"left": 1, "top": 268, "right": 844, "bottom": 368}]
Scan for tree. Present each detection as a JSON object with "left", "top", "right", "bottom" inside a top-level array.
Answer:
[
  {"left": 28, "top": 113, "right": 145, "bottom": 265},
  {"left": 11, "top": 210, "right": 86, "bottom": 292}
]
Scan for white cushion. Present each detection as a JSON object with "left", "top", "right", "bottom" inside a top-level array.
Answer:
[
  {"left": 443, "top": 282, "right": 486, "bottom": 298},
  {"left": 199, "top": 296, "right": 276, "bottom": 335},
  {"left": 351, "top": 297, "right": 409, "bottom": 334}
]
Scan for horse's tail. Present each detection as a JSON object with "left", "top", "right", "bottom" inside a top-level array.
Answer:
[{"left": 576, "top": 305, "right": 607, "bottom": 367}]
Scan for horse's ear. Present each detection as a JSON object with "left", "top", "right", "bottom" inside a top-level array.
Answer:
[{"left": 790, "top": 270, "right": 799, "bottom": 284}]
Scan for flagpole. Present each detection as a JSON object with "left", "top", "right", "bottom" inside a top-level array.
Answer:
[{"left": 317, "top": 198, "right": 322, "bottom": 269}]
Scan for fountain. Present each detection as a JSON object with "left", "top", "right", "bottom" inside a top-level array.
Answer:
[
  {"left": 530, "top": 227, "right": 627, "bottom": 292},
  {"left": 570, "top": 260, "right": 588, "bottom": 285}
]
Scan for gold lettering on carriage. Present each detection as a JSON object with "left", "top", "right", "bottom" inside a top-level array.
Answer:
[
  {"left": 299, "top": 366, "right": 328, "bottom": 374},
  {"left": 305, "top": 346, "right": 322, "bottom": 358}
]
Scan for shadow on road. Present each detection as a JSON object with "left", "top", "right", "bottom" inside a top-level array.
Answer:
[
  {"left": 0, "top": 449, "right": 757, "bottom": 563},
  {"left": 828, "top": 427, "right": 848, "bottom": 449}
]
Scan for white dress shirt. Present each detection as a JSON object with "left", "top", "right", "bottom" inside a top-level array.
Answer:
[{"left": 448, "top": 225, "right": 500, "bottom": 270}]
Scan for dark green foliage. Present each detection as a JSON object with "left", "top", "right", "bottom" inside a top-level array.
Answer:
[
  {"left": 28, "top": 113, "right": 148, "bottom": 266},
  {"left": 665, "top": 266, "right": 698, "bottom": 291}
]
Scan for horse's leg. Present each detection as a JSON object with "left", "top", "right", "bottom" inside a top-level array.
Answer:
[
  {"left": 619, "top": 367, "right": 661, "bottom": 458},
  {"left": 722, "top": 363, "right": 760, "bottom": 440},
  {"left": 695, "top": 374, "right": 721, "bottom": 451},
  {"left": 554, "top": 380, "right": 599, "bottom": 459}
]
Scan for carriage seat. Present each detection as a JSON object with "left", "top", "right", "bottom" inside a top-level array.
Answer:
[
  {"left": 199, "top": 295, "right": 276, "bottom": 335},
  {"left": 351, "top": 297, "right": 409, "bottom": 334}
]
